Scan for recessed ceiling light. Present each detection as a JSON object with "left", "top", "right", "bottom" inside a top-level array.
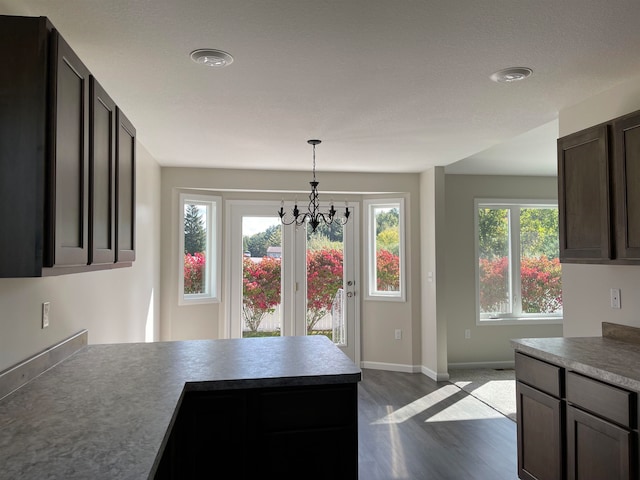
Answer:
[
  {"left": 190, "top": 49, "right": 234, "bottom": 68},
  {"left": 490, "top": 67, "right": 532, "bottom": 83}
]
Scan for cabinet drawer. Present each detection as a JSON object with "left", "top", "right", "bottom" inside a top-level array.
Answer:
[
  {"left": 515, "top": 352, "right": 563, "bottom": 397},
  {"left": 566, "top": 371, "right": 635, "bottom": 428}
]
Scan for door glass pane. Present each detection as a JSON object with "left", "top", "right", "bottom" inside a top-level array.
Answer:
[
  {"left": 478, "top": 207, "right": 512, "bottom": 316},
  {"left": 520, "top": 208, "right": 563, "bottom": 314},
  {"left": 242, "top": 217, "right": 282, "bottom": 337},
  {"left": 306, "top": 222, "right": 345, "bottom": 345}
]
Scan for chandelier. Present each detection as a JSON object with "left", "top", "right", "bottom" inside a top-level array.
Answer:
[{"left": 278, "top": 139, "right": 350, "bottom": 232}]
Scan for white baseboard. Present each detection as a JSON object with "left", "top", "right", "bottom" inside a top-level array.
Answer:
[
  {"left": 421, "top": 365, "right": 450, "bottom": 382},
  {"left": 447, "top": 360, "right": 515, "bottom": 370},
  {"left": 360, "top": 361, "right": 421, "bottom": 373},
  {"left": 360, "top": 361, "right": 450, "bottom": 382}
]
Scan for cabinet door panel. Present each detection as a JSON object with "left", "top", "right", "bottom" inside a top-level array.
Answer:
[
  {"left": 115, "top": 108, "right": 136, "bottom": 263},
  {"left": 49, "top": 30, "right": 90, "bottom": 267},
  {"left": 517, "top": 381, "right": 564, "bottom": 480},
  {"left": 567, "top": 405, "right": 634, "bottom": 480},
  {"left": 89, "top": 77, "right": 115, "bottom": 264},
  {"left": 614, "top": 112, "right": 640, "bottom": 260},
  {"left": 557, "top": 125, "right": 611, "bottom": 262},
  {"left": 0, "top": 16, "right": 48, "bottom": 277}
]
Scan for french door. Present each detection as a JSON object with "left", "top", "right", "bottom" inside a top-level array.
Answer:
[{"left": 227, "top": 201, "right": 359, "bottom": 363}]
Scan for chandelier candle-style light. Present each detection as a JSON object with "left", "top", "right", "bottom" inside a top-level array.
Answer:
[{"left": 278, "top": 139, "right": 350, "bottom": 232}]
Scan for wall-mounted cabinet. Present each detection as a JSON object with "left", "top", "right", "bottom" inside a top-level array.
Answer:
[
  {"left": 613, "top": 111, "right": 640, "bottom": 261},
  {"left": 558, "top": 109, "right": 640, "bottom": 264},
  {"left": 0, "top": 15, "right": 135, "bottom": 277}
]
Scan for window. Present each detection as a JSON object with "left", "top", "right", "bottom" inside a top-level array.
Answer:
[
  {"left": 475, "top": 199, "right": 562, "bottom": 323},
  {"left": 179, "top": 193, "right": 221, "bottom": 304},
  {"left": 364, "top": 198, "right": 405, "bottom": 301}
]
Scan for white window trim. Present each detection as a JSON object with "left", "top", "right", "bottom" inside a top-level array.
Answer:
[
  {"left": 364, "top": 197, "right": 406, "bottom": 302},
  {"left": 474, "top": 198, "right": 563, "bottom": 326},
  {"left": 178, "top": 192, "right": 222, "bottom": 305}
]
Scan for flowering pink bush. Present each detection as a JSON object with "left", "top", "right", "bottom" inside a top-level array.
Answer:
[
  {"left": 376, "top": 249, "right": 400, "bottom": 291},
  {"left": 307, "top": 249, "right": 344, "bottom": 333},
  {"left": 479, "top": 256, "right": 562, "bottom": 313},
  {"left": 184, "top": 252, "right": 206, "bottom": 294},
  {"left": 520, "top": 256, "right": 563, "bottom": 313},
  {"left": 235, "top": 248, "right": 402, "bottom": 334},
  {"left": 243, "top": 256, "right": 282, "bottom": 332}
]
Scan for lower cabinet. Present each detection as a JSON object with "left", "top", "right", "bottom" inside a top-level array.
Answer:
[
  {"left": 516, "top": 352, "right": 639, "bottom": 480},
  {"left": 516, "top": 381, "right": 564, "bottom": 480},
  {"left": 567, "top": 405, "right": 633, "bottom": 480},
  {"left": 155, "top": 383, "right": 358, "bottom": 479}
]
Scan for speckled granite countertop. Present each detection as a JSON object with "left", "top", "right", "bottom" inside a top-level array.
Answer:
[
  {"left": 511, "top": 336, "right": 640, "bottom": 391},
  {"left": 0, "top": 336, "right": 361, "bottom": 479}
]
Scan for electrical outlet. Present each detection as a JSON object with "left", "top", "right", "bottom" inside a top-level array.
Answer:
[
  {"left": 394, "top": 329, "right": 402, "bottom": 340},
  {"left": 465, "top": 329, "right": 471, "bottom": 339},
  {"left": 42, "top": 302, "right": 50, "bottom": 328},
  {"left": 610, "top": 289, "right": 621, "bottom": 309}
]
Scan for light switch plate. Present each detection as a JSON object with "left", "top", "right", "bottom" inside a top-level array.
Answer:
[{"left": 610, "top": 289, "right": 621, "bottom": 309}]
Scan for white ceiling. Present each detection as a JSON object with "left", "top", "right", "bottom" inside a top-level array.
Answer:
[{"left": 3, "top": 0, "right": 640, "bottom": 175}]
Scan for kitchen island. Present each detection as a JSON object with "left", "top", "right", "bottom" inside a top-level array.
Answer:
[{"left": 0, "top": 334, "right": 361, "bottom": 479}]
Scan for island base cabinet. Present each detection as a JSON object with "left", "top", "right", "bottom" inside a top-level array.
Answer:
[
  {"left": 253, "top": 386, "right": 358, "bottom": 479},
  {"left": 516, "top": 381, "right": 564, "bottom": 480},
  {"left": 566, "top": 406, "right": 635, "bottom": 480},
  {"left": 156, "top": 383, "right": 358, "bottom": 479}
]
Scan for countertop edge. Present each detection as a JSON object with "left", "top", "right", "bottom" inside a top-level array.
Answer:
[{"left": 511, "top": 338, "right": 640, "bottom": 392}]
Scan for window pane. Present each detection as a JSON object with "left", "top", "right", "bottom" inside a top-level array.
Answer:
[
  {"left": 520, "top": 208, "right": 563, "bottom": 314},
  {"left": 478, "top": 207, "right": 511, "bottom": 315},
  {"left": 373, "top": 206, "right": 400, "bottom": 293},
  {"left": 306, "top": 222, "right": 345, "bottom": 345},
  {"left": 241, "top": 217, "right": 282, "bottom": 337},
  {"left": 183, "top": 202, "right": 208, "bottom": 295}
]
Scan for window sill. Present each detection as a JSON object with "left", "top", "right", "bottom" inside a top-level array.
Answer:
[{"left": 477, "top": 317, "right": 563, "bottom": 326}]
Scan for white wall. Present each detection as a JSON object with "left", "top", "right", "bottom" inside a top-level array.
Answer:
[
  {"left": 444, "top": 174, "right": 563, "bottom": 366},
  {"left": 0, "top": 143, "right": 161, "bottom": 372},
  {"left": 160, "top": 167, "right": 422, "bottom": 370},
  {"left": 559, "top": 77, "right": 640, "bottom": 337}
]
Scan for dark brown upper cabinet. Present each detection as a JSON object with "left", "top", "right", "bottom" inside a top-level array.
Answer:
[
  {"left": 115, "top": 109, "right": 136, "bottom": 264},
  {"left": 0, "top": 15, "right": 135, "bottom": 277},
  {"left": 558, "top": 108, "right": 640, "bottom": 265},
  {"left": 48, "top": 31, "right": 91, "bottom": 269},
  {"left": 557, "top": 124, "right": 612, "bottom": 263},
  {"left": 613, "top": 111, "right": 640, "bottom": 261},
  {"left": 90, "top": 77, "right": 116, "bottom": 265}
]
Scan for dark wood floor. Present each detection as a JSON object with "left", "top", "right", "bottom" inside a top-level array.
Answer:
[{"left": 358, "top": 368, "right": 517, "bottom": 480}]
